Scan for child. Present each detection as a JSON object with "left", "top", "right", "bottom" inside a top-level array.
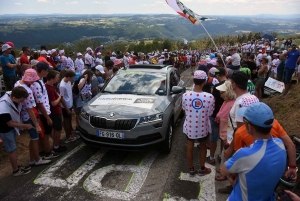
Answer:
[
  {"left": 240, "top": 63, "right": 255, "bottom": 95},
  {"left": 182, "top": 70, "right": 215, "bottom": 176},
  {"left": 0, "top": 87, "right": 34, "bottom": 176},
  {"left": 45, "top": 70, "right": 67, "bottom": 153},
  {"left": 59, "top": 70, "right": 78, "bottom": 143}
]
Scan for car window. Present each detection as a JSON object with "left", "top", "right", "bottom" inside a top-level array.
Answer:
[{"left": 103, "top": 71, "right": 167, "bottom": 95}]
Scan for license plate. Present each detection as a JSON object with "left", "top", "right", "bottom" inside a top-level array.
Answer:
[{"left": 96, "top": 130, "right": 125, "bottom": 139}]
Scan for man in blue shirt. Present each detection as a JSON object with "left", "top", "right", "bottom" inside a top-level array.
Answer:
[
  {"left": 282, "top": 43, "right": 300, "bottom": 96},
  {"left": 0, "top": 44, "right": 18, "bottom": 90},
  {"left": 221, "top": 102, "right": 286, "bottom": 201}
]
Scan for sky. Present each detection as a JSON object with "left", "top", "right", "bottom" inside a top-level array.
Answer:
[{"left": 2, "top": 0, "right": 300, "bottom": 16}]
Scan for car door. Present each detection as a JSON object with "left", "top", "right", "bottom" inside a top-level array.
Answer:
[{"left": 169, "top": 70, "right": 181, "bottom": 121}]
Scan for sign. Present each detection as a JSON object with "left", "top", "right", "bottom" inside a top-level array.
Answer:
[{"left": 264, "top": 77, "right": 285, "bottom": 93}]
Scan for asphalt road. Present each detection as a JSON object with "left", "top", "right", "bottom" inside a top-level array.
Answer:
[{"left": 0, "top": 69, "right": 229, "bottom": 201}]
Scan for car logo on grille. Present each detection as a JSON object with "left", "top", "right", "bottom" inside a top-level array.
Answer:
[{"left": 109, "top": 112, "right": 115, "bottom": 117}]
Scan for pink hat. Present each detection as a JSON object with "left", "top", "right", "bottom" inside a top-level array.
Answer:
[
  {"left": 209, "top": 67, "right": 217, "bottom": 75},
  {"left": 6, "top": 42, "right": 14, "bottom": 48},
  {"left": 194, "top": 70, "right": 208, "bottom": 80},
  {"left": 22, "top": 69, "right": 40, "bottom": 82},
  {"left": 239, "top": 95, "right": 259, "bottom": 108},
  {"left": 114, "top": 59, "right": 122, "bottom": 66}
]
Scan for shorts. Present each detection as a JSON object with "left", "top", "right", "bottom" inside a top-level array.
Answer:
[
  {"left": 40, "top": 115, "right": 53, "bottom": 135},
  {"left": 0, "top": 129, "right": 17, "bottom": 152},
  {"left": 283, "top": 67, "right": 295, "bottom": 84},
  {"left": 209, "top": 116, "right": 220, "bottom": 143},
  {"left": 3, "top": 76, "right": 17, "bottom": 91},
  {"left": 76, "top": 96, "right": 91, "bottom": 109},
  {"left": 24, "top": 119, "right": 39, "bottom": 140},
  {"left": 51, "top": 114, "right": 62, "bottom": 131},
  {"left": 255, "top": 78, "right": 265, "bottom": 88},
  {"left": 62, "top": 108, "right": 72, "bottom": 118},
  {"left": 186, "top": 133, "right": 209, "bottom": 143}
]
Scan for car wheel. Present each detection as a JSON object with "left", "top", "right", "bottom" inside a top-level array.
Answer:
[
  {"left": 160, "top": 120, "right": 174, "bottom": 154},
  {"left": 179, "top": 108, "right": 185, "bottom": 119}
]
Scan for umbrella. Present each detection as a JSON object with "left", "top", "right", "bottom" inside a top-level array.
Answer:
[{"left": 260, "top": 33, "right": 275, "bottom": 41}]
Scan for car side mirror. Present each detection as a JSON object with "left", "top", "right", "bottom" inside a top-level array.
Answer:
[{"left": 171, "top": 86, "right": 183, "bottom": 94}]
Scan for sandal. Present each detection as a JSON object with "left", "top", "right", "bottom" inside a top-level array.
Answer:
[{"left": 215, "top": 175, "right": 227, "bottom": 181}]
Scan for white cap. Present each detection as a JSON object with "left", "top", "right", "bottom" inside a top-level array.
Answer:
[
  {"left": 1, "top": 44, "right": 12, "bottom": 52},
  {"left": 263, "top": 53, "right": 267, "bottom": 57},
  {"left": 95, "top": 65, "right": 105, "bottom": 74},
  {"left": 59, "top": 50, "right": 64, "bottom": 55},
  {"left": 97, "top": 52, "right": 101, "bottom": 55},
  {"left": 77, "top": 52, "right": 82, "bottom": 56},
  {"left": 273, "top": 53, "right": 279, "bottom": 56},
  {"left": 50, "top": 49, "right": 56, "bottom": 54},
  {"left": 86, "top": 47, "right": 92, "bottom": 51},
  {"left": 40, "top": 50, "right": 48, "bottom": 55},
  {"left": 259, "top": 50, "right": 262, "bottom": 53}
]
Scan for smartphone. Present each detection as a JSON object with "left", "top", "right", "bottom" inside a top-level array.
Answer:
[{"left": 278, "top": 191, "right": 292, "bottom": 201}]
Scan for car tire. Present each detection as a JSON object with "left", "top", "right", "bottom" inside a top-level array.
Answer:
[
  {"left": 179, "top": 108, "right": 185, "bottom": 119},
  {"left": 160, "top": 120, "right": 174, "bottom": 154}
]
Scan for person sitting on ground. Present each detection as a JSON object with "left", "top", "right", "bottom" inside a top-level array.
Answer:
[
  {"left": 0, "top": 87, "right": 34, "bottom": 176},
  {"left": 182, "top": 70, "right": 215, "bottom": 177},
  {"left": 221, "top": 102, "right": 287, "bottom": 201}
]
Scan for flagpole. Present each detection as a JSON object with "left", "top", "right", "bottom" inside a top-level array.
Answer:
[{"left": 199, "top": 22, "right": 226, "bottom": 67}]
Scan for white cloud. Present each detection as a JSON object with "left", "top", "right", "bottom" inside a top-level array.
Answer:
[
  {"left": 94, "top": 1, "right": 108, "bottom": 4},
  {"left": 181, "top": 0, "right": 194, "bottom": 2},
  {"left": 66, "top": 1, "right": 78, "bottom": 4},
  {"left": 37, "top": 0, "right": 49, "bottom": 2},
  {"left": 14, "top": 3, "right": 23, "bottom": 5}
]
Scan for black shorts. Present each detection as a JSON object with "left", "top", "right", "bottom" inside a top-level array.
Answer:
[
  {"left": 51, "top": 114, "right": 62, "bottom": 131},
  {"left": 62, "top": 108, "right": 72, "bottom": 118},
  {"left": 40, "top": 115, "right": 52, "bottom": 135},
  {"left": 186, "top": 134, "right": 209, "bottom": 143}
]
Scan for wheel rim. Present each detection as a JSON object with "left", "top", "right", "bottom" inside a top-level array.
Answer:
[{"left": 168, "top": 125, "right": 173, "bottom": 149}]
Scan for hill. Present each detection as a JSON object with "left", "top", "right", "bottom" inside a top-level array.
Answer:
[{"left": 0, "top": 14, "right": 299, "bottom": 48}]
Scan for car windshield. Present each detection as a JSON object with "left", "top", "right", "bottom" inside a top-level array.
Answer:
[{"left": 103, "top": 71, "right": 167, "bottom": 95}]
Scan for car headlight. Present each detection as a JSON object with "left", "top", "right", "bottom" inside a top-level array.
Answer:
[
  {"left": 138, "top": 113, "right": 163, "bottom": 124},
  {"left": 80, "top": 108, "right": 90, "bottom": 120}
]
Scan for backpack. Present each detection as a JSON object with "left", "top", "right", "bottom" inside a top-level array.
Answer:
[{"left": 72, "top": 78, "right": 85, "bottom": 95}]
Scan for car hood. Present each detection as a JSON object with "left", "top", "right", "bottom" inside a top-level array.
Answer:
[{"left": 84, "top": 94, "right": 170, "bottom": 118}]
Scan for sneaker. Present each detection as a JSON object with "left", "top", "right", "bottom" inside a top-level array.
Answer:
[
  {"left": 64, "top": 136, "right": 77, "bottom": 144},
  {"left": 189, "top": 167, "right": 196, "bottom": 177},
  {"left": 206, "top": 156, "right": 215, "bottom": 165},
  {"left": 13, "top": 168, "right": 31, "bottom": 176},
  {"left": 35, "top": 158, "right": 52, "bottom": 166},
  {"left": 19, "top": 165, "right": 31, "bottom": 171},
  {"left": 53, "top": 145, "right": 67, "bottom": 153},
  {"left": 218, "top": 185, "right": 233, "bottom": 194},
  {"left": 198, "top": 167, "right": 211, "bottom": 176},
  {"left": 43, "top": 152, "right": 59, "bottom": 159}
]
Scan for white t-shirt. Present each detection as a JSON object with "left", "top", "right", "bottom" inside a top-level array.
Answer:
[
  {"left": 30, "top": 79, "right": 51, "bottom": 115},
  {"left": 227, "top": 92, "right": 250, "bottom": 143},
  {"left": 14, "top": 81, "right": 36, "bottom": 122},
  {"left": 59, "top": 80, "right": 73, "bottom": 109},
  {"left": 75, "top": 58, "right": 84, "bottom": 73},
  {"left": 231, "top": 53, "right": 241, "bottom": 66},
  {"left": 85, "top": 53, "right": 93, "bottom": 65},
  {"left": 95, "top": 57, "right": 103, "bottom": 65},
  {"left": 182, "top": 91, "right": 214, "bottom": 139}
]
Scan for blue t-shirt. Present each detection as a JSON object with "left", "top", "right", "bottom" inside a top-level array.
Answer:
[
  {"left": 226, "top": 138, "right": 286, "bottom": 201},
  {"left": 285, "top": 50, "right": 300, "bottom": 69},
  {"left": 0, "top": 54, "right": 16, "bottom": 76}
]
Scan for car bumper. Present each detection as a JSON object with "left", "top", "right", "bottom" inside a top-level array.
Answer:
[{"left": 77, "top": 118, "right": 167, "bottom": 151}]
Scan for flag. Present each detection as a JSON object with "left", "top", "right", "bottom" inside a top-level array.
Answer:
[
  {"left": 166, "top": 0, "right": 209, "bottom": 25},
  {"left": 183, "top": 39, "right": 188, "bottom": 44}
]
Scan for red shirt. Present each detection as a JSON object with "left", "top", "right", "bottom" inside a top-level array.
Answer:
[
  {"left": 48, "top": 57, "right": 57, "bottom": 70},
  {"left": 20, "top": 54, "right": 29, "bottom": 65},
  {"left": 45, "top": 83, "right": 62, "bottom": 115},
  {"left": 129, "top": 59, "right": 136, "bottom": 65}
]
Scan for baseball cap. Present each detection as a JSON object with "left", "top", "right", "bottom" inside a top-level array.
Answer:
[
  {"left": 237, "top": 102, "right": 274, "bottom": 128},
  {"left": 59, "top": 50, "right": 65, "bottom": 55},
  {"left": 236, "top": 95, "right": 259, "bottom": 117},
  {"left": 77, "top": 52, "right": 82, "bottom": 56},
  {"left": 6, "top": 42, "right": 14, "bottom": 48},
  {"left": 231, "top": 71, "right": 248, "bottom": 88},
  {"left": 273, "top": 53, "right": 279, "bottom": 56},
  {"left": 86, "top": 47, "right": 92, "bottom": 51},
  {"left": 114, "top": 59, "right": 122, "bottom": 66},
  {"left": 240, "top": 67, "right": 251, "bottom": 76},
  {"left": 95, "top": 65, "right": 105, "bottom": 74},
  {"left": 50, "top": 49, "right": 56, "bottom": 54},
  {"left": 36, "top": 61, "right": 50, "bottom": 72},
  {"left": 259, "top": 50, "right": 262, "bottom": 53},
  {"left": 97, "top": 52, "right": 102, "bottom": 55},
  {"left": 209, "top": 67, "right": 217, "bottom": 76},
  {"left": 214, "top": 67, "right": 226, "bottom": 76},
  {"left": 107, "top": 50, "right": 111, "bottom": 54},
  {"left": 40, "top": 50, "right": 48, "bottom": 55},
  {"left": 2, "top": 44, "right": 12, "bottom": 52},
  {"left": 194, "top": 70, "right": 207, "bottom": 80},
  {"left": 22, "top": 69, "right": 40, "bottom": 82},
  {"left": 216, "top": 81, "right": 227, "bottom": 92}
]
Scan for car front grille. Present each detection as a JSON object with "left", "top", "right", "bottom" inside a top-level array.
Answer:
[{"left": 90, "top": 116, "right": 138, "bottom": 130}]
